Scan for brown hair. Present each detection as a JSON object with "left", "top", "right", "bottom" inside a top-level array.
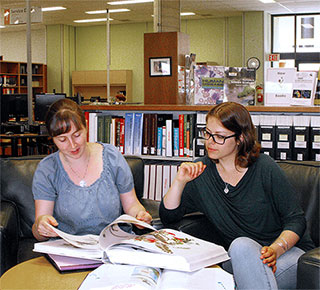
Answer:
[
  {"left": 206, "top": 102, "right": 260, "bottom": 167},
  {"left": 45, "top": 98, "right": 86, "bottom": 137}
]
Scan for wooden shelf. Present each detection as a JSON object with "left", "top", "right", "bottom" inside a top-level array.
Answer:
[
  {"left": 81, "top": 104, "right": 320, "bottom": 113},
  {"left": 72, "top": 70, "right": 133, "bottom": 103},
  {"left": 0, "top": 60, "right": 47, "bottom": 95}
]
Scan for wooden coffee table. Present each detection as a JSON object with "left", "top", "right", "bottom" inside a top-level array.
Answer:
[{"left": 0, "top": 256, "right": 91, "bottom": 290}]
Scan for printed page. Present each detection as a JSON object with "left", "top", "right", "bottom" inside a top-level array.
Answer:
[
  {"left": 78, "top": 263, "right": 161, "bottom": 290},
  {"left": 46, "top": 214, "right": 156, "bottom": 250},
  {"left": 98, "top": 214, "right": 156, "bottom": 250},
  {"left": 159, "top": 267, "right": 235, "bottom": 290}
]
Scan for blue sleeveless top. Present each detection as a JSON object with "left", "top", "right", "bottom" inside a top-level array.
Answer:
[{"left": 32, "top": 143, "right": 134, "bottom": 235}]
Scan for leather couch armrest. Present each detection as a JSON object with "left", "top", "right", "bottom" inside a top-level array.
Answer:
[
  {"left": 0, "top": 200, "right": 20, "bottom": 275},
  {"left": 297, "top": 247, "right": 320, "bottom": 289}
]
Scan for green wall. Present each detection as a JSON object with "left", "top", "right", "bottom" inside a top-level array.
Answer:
[{"left": 46, "top": 13, "right": 264, "bottom": 103}]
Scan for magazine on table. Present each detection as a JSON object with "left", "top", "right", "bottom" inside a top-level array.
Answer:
[
  {"left": 33, "top": 214, "right": 229, "bottom": 272},
  {"left": 78, "top": 263, "right": 235, "bottom": 290}
]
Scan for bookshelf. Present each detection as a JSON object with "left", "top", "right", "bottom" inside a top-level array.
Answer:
[
  {"left": 72, "top": 70, "right": 133, "bottom": 103},
  {"left": 0, "top": 60, "right": 47, "bottom": 95},
  {"left": 84, "top": 104, "right": 320, "bottom": 201},
  {"left": 81, "top": 104, "right": 319, "bottom": 114}
]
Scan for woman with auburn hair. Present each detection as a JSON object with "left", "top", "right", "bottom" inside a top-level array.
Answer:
[
  {"left": 32, "top": 98, "right": 152, "bottom": 241},
  {"left": 160, "top": 102, "right": 314, "bottom": 289}
]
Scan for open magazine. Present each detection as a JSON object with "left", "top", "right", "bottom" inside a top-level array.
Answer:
[
  {"left": 78, "top": 263, "right": 235, "bottom": 290},
  {"left": 33, "top": 214, "right": 229, "bottom": 272}
]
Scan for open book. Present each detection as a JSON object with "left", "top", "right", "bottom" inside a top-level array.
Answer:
[
  {"left": 78, "top": 263, "right": 235, "bottom": 290},
  {"left": 33, "top": 214, "right": 229, "bottom": 272}
]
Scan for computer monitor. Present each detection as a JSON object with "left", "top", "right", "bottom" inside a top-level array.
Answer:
[
  {"left": 1, "top": 94, "right": 28, "bottom": 123},
  {"left": 34, "top": 93, "right": 66, "bottom": 122}
]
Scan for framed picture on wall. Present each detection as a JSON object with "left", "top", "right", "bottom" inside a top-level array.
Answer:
[{"left": 149, "top": 57, "right": 172, "bottom": 77}]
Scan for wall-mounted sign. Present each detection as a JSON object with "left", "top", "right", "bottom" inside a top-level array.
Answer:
[
  {"left": 267, "top": 54, "right": 280, "bottom": 62},
  {"left": 4, "top": 7, "right": 42, "bottom": 25}
]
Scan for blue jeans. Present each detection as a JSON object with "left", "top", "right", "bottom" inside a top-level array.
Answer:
[{"left": 222, "top": 237, "right": 305, "bottom": 290}]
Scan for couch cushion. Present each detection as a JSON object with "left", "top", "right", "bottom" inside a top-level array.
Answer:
[
  {"left": 1, "top": 156, "right": 44, "bottom": 238},
  {"left": 277, "top": 161, "right": 320, "bottom": 247}
]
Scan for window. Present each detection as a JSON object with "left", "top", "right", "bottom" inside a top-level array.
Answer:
[{"left": 272, "top": 13, "right": 320, "bottom": 70}]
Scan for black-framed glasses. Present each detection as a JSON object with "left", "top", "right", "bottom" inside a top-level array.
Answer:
[{"left": 199, "top": 128, "right": 237, "bottom": 145}]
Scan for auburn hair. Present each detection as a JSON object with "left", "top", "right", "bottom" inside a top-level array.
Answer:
[
  {"left": 45, "top": 98, "right": 86, "bottom": 137},
  {"left": 206, "top": 102, "right": 260, "bottom": 167}
]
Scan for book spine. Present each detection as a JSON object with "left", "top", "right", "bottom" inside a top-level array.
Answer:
[
  {"left": 133, "top": 113, "right": 143, "bottom": 155},
  {"left": 97, "top": 115, "right": 104, "bottom": 142},
  {"left": 155, "top": 165, "right": 163, "bottom": 201},
  {"left": 104, "top": 115, "right": 112, "bottom": 143},
  {"left": 143, "top": 164, "right": 150, "bottom": 199},
  {"left": 162, "top": 125, "right": 166, "bottom": 157},
  {"left": 189, "top": 114, "right": 196, "bottom": 157},
  {"left": 173, "top": 125, "right": 179, "bottom": 157},
  {"left": 186, "top": 115, "right": 190, "bottom": 157},
  {"left": 142, "top": 114, "right": 151, "bottom": 155},
  {"left": 166, "top": 119, "right": 173, "bottom": 157},
  {"left": 148, "top": 164, "right": 156, "bottom": 200},
  {"left": 150, "top": 114, "right": 157, "bottom": 155},
  {"left": 162, "top": 165, "right": 171, "bottom": 198},
  {"left": 179, "top": 114, "right": 184, "bottom": 157},
  {"left": 119, "top": 117, "right": 125, "bottom": 154},
  {"left": 157, "top": 126, "right": 163, "bottom": 156},
  {"left": 124, "top": 113, "right": 134, "bottom": 155},
  {"left": 85, "top": 111, "right": 90, "bottom": 141},
  {"left": 184, "top": 114, "right": 188, "bottom": 156},
  {"left": 116, "top": 118, "right": 121, "bottom": 151}
]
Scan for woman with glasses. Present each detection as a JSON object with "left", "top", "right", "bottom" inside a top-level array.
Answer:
[{"left": 160, "top": 102, "right": 314, "bottom": 289}]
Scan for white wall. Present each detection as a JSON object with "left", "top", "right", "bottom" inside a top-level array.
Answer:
[{"left": 0, "top": 26, "right": 46, "bottom": 63}]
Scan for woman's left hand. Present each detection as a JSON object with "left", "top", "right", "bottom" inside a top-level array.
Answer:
[{"left": 260, "top": 246, "right": 277, "bottom": 273}]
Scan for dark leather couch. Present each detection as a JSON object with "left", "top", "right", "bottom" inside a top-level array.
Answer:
[
  {"left": 0, "top": 155, "right": 160, "bottom": 276},
  {"left": 1, "top": 157, "right": 319, "bottom": 289},
  {"left": 162, "top": 160, "right": 320, "bottom": 290}
]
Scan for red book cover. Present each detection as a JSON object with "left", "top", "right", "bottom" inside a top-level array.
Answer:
[
  {"left": 84, "top": 111, "right": 90, "bottom": 141},
  {"left": 119, "top": 117, "right": 125, "bottom": 154}
]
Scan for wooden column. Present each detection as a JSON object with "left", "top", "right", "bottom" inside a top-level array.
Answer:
[{"left": 144, "top": 32, "right": 189, "bottom": 104}]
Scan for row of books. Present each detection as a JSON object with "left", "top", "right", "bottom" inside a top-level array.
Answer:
[
  {"left": 143, "top": 164, "right": 178, "bottom": 201},
  {"left": 86, "top": 111, "right": 319, "bottom": 161},
  {"left": 86, "top": 112, "right": 197, "bottom": 158}
]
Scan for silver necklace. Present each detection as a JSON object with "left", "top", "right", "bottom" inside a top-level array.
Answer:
[
  {"left": 65, "top": 149, "right": 91, "bottom": 187},
  {"left": 224, "top": 182, "right": 229, "bottom": 194}
]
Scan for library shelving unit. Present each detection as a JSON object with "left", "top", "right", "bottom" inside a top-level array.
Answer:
[
  {"left": 72, "top": 70, "right": 133, "bottom": 103},
  {"left": 82, "top": 104, "right": 319, "bottom": 200},
  {"left": 82, "top": 103, "right": 319, "bottom": 160},
  {"left": 0, "top": 60, "right": 47, "bottom": 95},
  {"left": 81, "top": 104, "right": 320, "bottom": 114}
]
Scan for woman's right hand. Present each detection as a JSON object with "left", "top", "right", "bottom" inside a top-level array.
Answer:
[
  {"left": 34, "top": 215, "right": 59, "bottom": 238},
  {"left": 176, "top": 161, "right": 207, "bottom": 184}
]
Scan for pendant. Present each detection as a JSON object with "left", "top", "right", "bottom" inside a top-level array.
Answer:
[
  {"left": 224, "top": 187, "right": 229, "bottom": 194},
  {"left": 79, "top": 180, "right": 87, "bottom": 187}
]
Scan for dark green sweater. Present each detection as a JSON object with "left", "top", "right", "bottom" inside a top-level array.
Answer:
[{"left": 160, "top": 154, "right": 314, "bottom": 251}]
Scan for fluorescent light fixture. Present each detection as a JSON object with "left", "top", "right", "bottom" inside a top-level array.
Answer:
[
  {"left": 86, "top": 9, "right": 130, "bottom": 14},
  {"left": 42, "top": 7, "right": 66, "bottom": 12},
  {"left": 259, "top": 0, "right": 275, "bottom": 3},
  {"left": 301, "top": 23, "right": 314, "bottom": 29},
  {"left": 107, "top": 0, "right": 153, "bottom": 5},
  {"left": 74, "top": 18, "right": 113, "bottom": 23},
  {"left": 181, "top": 12, "right": 195, "bottom": 16}
]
